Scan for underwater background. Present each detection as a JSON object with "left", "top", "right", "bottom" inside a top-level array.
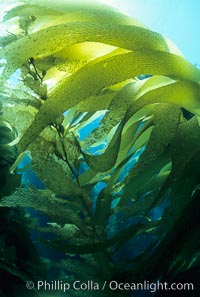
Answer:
[{"left": 0, "top": 0, "right": 200, "bottom": 296}]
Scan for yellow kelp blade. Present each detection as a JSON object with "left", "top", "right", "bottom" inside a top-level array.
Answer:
[
  {"left": 112, "top": 116, "right": 154, "bottom": 170},
  {"left": 128, "top": 80, "right": 200, "bottom": 117},
  {"left": 29, "top": 137, "right": 81, "bottom": 197},
  {"left": 121, "top": 104, "right": 181, "bottom": 203},
  {"left": 77, "top": 93, "right": 115, "bottom": 112},
  {"left": 3, "top": 4, "right": 63, "bottom": 22},
  {"left": 156, "top": 118, "right": 200, "bottom": 205},
  {"left": 2, "top": 1, "right": 145, "bottom": 37},
  {"left": 40, "top": 43, "right": 118, "bottom": 89},
  {"left": 81, "top": 120, "right": 125, "bottom": 172},
  {"left": 83, "top": 81, "right": 141, "bottom": 148},
  {"left": 135, "top": 75, "right": 176, "bottom": 99},
  {"left": 18, "top": 49, "right": 200, "bottom": 152},
  {"left": 171, "top": 118, "right": 200, "bottom": 178},
  {"left": 1, "top": 20, "right": 180, "bottom": 79}
]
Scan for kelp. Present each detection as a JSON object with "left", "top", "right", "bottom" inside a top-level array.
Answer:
[
  {"left": 0, "top": 20, "right": 177, "bottom": 70},
  {"left": 1, "top": 0, "right": 200, "bottom": 296},
  {"left": 16, "top": 49, "right": 199, "bottom": 154},
  {"left": 0, "top": 188, "right": 90, "bottom": 234},
  {"left": 121, "top": 103, "right": 181, "bottom": 202}
]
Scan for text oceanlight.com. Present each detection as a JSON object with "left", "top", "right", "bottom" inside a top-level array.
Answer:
[{"left": 26, "top": 280, "right": 194, "bottom": 293}]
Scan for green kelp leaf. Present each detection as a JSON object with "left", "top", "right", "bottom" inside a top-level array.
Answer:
[
  {"left": 115, "top": 171, "right": 170, "bottom": 219},
  {"left": 36, "top": 224, "right": 82, "bottom": 244},
  {"left": 62, "top": 107, "right": 81, "bottom": 130},
  {"left": 119, "top": 151, "right": 170, "bottom": 207},
  {"left": 34, "top": 56, "right": 87, "bottom": 85},
  {"left": 121, "top": 104, "right": 181, "bottom": 203},
  {"left": 134, "top": 170, "right": 170, "bottom": 201},
  {"left": 3, "top": 0, "right": 144, "bottom": 44},
  {"left": 1, "top": 19, "right": 183, "bottom": 79},
  {"left": 128, "top": 80, "right": 200, "bottom": 118},
  {"left": 113, "top": 120, "right": 153, "bottom": 174},
  {"left": 77, "top": 78, "right": 137, "bottom": 114},
  {"left": 8, "top": 0, "right": 144, "bottom": 26},
  {"left": 103, "top": 156, "right": 132, "bottom": 196},
  {"left": 116, "top": 105, "right": 155, "bottom": 164},
  {"left": 75, "top": 111, "right": 106, "bottom": 140},
  {"left": 30, "top": 134, "right": 94, "bottom": 216},
  {"left": 93, "top": 190, "right": 113, "bottom": 226},
  {"left": 35, "top": 43, "right": 116, "bottom": 90},
  {"left": 0, "top": 33, "right": 18, "bottom": 47},
  {"left": 152, "top": 169, "right": 200, "bottom": 277},
  {"left": 171, "top": 117, "right": 200, "bottom": 177},
  {"left": 134, "top": 75, "right": 175, "bottom": 99},
  {"left": 77, "top": 79, "right": 135, "bottom": 115},
  {"left": 67, "top": 43, "right": 115, "bottom": 64},
  {"left": 18, "top": 49, "right": 200, "bottom": 153},
  {"left": 29, "top": 137, "right": 81, "bottom": 197},
  {"left": 130, "top": 115, "right": 154, "bottom": 147},
  {"left": 3, "top": 105, "right": 36, "bottom": 141},
  {"left": 3, "top": 20, "right": 165, "bottom": 60},
  {"left": 158, "top": 118, "right": 200, "bottom": 227},
  {"left": 0, "top": 81, "right": 42, "bottom": 110},
  {"left": 82, "top": 120, "right": 125, "bottom": 172},
  {"left": 0, "top": 188, "right": 88, "bottom": 234},
  {"left": 77, "top": 93, "right": 114, "bottom": 112},
  {"left": 47, "top": 219, "right": 159, "bottom": 255},
  {"left": 116, "top": 195, "right": 155, "bottom": 219},
  {"left": 131, "top": 125, "right": 153, "bottom": 154},
  {"left": 64, "top": 111, "right": 88, "bottom": 131},
  {"left": 23, "top": 74, "right": 47, "bottom": 99},
  {"left": 84, "top": 81, "right": 141, "bottom": 148},
  {"left": 79, "top": 168, "right": 109, "bottom": 187},
  {"left": 114, "top": 221, "right": 161, "bottom": 253},
  {"left": 32, "top": 9, "right": 145, "bottom": 34},
  {"left": 79, "top": 169, "right": 97, "bottom": 187},
  {"left": 3, "top": 4, "right": 63, "bottom": 23},
  {"left": 158, "top": 117, "right": 200, "bottom": 194},
  {"left": 123, "top": 105, "right": 180, "bottom": 182},
  {"left": 10, "top": 152, "right": 31, "bottom": 173},
  {"left": 115, "top": 120, "right": 141, "bottom": 166},
  {"left": 55, "top": 132, "right": 81, "bottom": 162},
  {"left": 139, "top": 177, "right": 200, "bottom": 282}
]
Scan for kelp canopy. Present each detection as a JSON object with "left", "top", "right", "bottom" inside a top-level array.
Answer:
[{"left": 0, "top": 0, "right": 200, "bottom": 296}]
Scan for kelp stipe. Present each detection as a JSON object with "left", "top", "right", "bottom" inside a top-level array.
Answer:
[{"left": 0, "top": 0, "right": 200, "bottom": 296}]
